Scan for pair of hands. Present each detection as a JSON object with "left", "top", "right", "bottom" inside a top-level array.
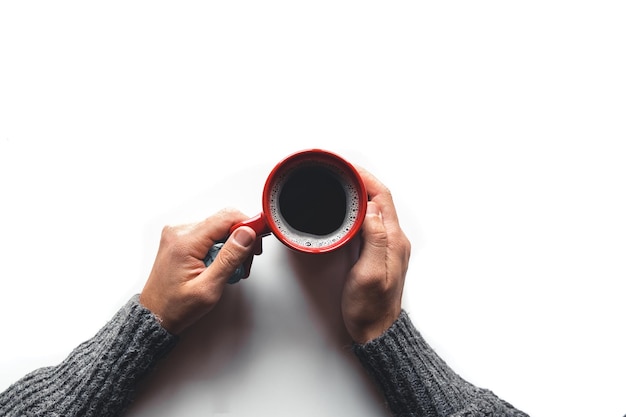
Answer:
[{"left": 139, "top": 167, "right": 411, "bottom": 344}]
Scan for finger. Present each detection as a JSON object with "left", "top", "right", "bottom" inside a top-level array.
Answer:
[
  {"left": 187, "top": 208, "right": 251, "bottom": 257},
  {"left": 355, "top": 165, "right": 388, "bottom": 199},
  {"left": 201, "top": 226, "right": 257, "bottom": 285},
  {"left": 352, "top": 201, "right": 388, "bottom": 279},
  {"left": 356, "top": 166, "right": 400, "bottom": 227}
]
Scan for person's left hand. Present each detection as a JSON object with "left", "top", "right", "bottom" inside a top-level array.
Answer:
[{"left": 139, "top": 208, "right": 262, "bottom": 335}]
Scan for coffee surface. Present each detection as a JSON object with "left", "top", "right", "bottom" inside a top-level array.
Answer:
[{"left": 278, "top": 166, "right": 346, "bottom": 236}]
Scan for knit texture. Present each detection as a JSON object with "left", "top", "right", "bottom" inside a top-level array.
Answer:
[
  {"left": 353, "top": 310, "right": 529, "bottom": 417},
  {"left": 0, "top": 295, "right": 177, "bottom": 417}
]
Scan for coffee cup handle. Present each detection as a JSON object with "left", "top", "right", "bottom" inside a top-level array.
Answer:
[{"left": 203, "top": 213, "right": 271, "bottom": 284}]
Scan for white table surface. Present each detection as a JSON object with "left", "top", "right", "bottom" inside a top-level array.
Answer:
[{"left": 1, "top": 3, "right": 625, "bottom": 416}]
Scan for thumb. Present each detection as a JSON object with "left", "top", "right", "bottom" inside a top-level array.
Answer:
[{"left": 207, "top": 226, "right": 257, "bottom": 284}]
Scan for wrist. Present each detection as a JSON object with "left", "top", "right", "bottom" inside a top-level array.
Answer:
[{"left": 348, "top": 309, "right": 401, "bottom": 344}]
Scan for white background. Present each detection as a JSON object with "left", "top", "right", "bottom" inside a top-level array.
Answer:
[{"left": 1, "top": 2, "right": 625, "bottom": 416}]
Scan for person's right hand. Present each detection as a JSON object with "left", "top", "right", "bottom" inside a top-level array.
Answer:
[
  {"left": 341, "top": 168, "right": 412, "bottom": 344},
  {"left": 139, "top": 208, "right": 262, "bottom": 335}
]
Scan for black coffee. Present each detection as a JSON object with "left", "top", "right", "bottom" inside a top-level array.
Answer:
[{"left": 278, "top": 166, "right": 347, "bottom": 236}]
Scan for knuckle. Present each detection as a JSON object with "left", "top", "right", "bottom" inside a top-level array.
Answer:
[
  {"left": 214, "top": 207, "right": 245, "bottom": 222},
  {"left": 160, "top": 225, "right": 176, "bottom": 242},
  {"left": 365, "top": 219, "right": 388, "bottom": 247},
  {"left": 398, "top": 234, "right": 411, "bottom": 262},
  {"left": 219, "top": 207, "right": 242, "bottom": 216},
  {"left": 369, "top": 229, "right": 388, "bottom": 248},
  {"left": 160, "top": 225, "right": 190, "bottom": 257},
  {"left": 376, "top": 185, "right": 393, "bottom": 203},
  {"left": 161, "top": 224, "right": 186, "bottom": 241},
  {"left": 389, "top": 230, "right": 411, "bottom": 261}
]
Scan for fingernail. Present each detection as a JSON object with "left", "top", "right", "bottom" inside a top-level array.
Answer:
[{"left": 232, "top": 227, "right": 255, "bottom": 248}]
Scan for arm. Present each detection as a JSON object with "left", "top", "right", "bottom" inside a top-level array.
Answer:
[
  {"left": 343, "top": 168, "right": 528, "bottom": 417},
  {"left": 0, "top": 296, "right": 176, "bottom": 417},
  {"left": 1, "top": 208, "right": 261, "bottom": 417},
  {"left": 353, "top": 310, "right": 528, "bottom": 417}
]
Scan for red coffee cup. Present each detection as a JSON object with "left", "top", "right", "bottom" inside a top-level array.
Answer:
[{"left": 204, "top": 149, "right": 368, "bottom": 283}]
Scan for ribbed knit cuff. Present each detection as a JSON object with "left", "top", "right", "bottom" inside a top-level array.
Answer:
[
  {"left": 353, "top": 310, "right": 528, "bottom": 417},
  {"left": 0, "top": 295, "right": 178, "bottom": 417}
]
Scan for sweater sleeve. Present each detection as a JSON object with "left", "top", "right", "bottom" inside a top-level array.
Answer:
[
  {"left": 0, "top": 294, "right": 178, "bottom": 417},
  {"left": 353, "top": 310, "right": 529, "bottom": 417}
]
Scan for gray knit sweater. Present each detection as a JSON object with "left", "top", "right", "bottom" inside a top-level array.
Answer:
[
  {"left": 354, "top": 310, "right": 529, "bottom": 417},
  {"left": 0, "top": 297, "right": 528, "bottom": 417},
  {"left": 0, "top": 296, "right": 177, "bottom": 417}
]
